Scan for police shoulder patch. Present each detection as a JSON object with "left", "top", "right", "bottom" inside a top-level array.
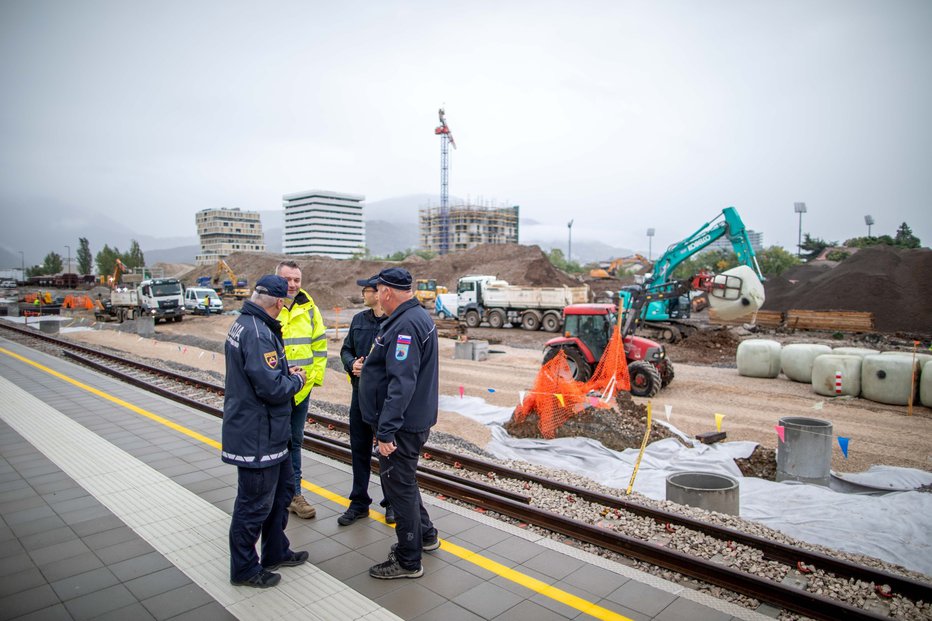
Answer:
[{"left": 264, "top": 351, "right": 279, "bottom": 369}]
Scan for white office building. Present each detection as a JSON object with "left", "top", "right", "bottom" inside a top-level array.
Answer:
[{"left": 282, "top": 189, "right": 366, "bottom": 258}]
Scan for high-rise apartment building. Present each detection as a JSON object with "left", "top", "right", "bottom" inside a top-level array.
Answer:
[
  {"left": 419, "top": 204, "right": 519, "bottom": 254},
  {"left": 706, "top": 230, "right": 764, "bottom": 253},
  {"left": 195, "top": 208, "right": 266, "bottom": 265},
  {"left": 282, "top": 189, "right": 365, "bottom": 259}
]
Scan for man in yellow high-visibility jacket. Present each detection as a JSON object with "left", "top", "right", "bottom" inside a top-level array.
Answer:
[{"left": 275, "top": 260, "right": 328, "bottom": 519}]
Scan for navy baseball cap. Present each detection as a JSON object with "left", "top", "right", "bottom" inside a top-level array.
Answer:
[
  {"left": 254, "top": 274, "right": 288, "bottom": 298},
  {"left": 377, "top": 267, "right": 412, "bottom": 290},
  {"left": 356, "top": 274, "right": 379, "bottom": 288}
]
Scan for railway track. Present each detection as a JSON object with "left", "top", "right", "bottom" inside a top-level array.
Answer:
[{"left": 2, "top": 321, "right": 929, "bottom": 620}]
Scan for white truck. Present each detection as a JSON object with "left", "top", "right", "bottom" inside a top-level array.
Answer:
[
  {"left": 95, "top": 278, "right": 186, "bottom": 323},
  {"left": 456, "top": 275, "right": 589, "bottom": 332}
]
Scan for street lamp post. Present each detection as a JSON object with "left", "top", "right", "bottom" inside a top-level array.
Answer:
[
  {"left": 793, "top": 202, "right": 807, "bottom": 259},
  {"left": 864, "top": 215, "right": 874, "bottom": 238},
  {"left": 567, "top": 220, "right": 574, "bottom": 263},
  {"left": 646, "top": 228, "right": 655, "bottom": 262}
]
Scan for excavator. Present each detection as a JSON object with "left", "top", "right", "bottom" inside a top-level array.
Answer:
[
  {"left": 588, "top": 254, "right": 652, "bottom": 279},
  {"left": 414, "top": 278, "right": 448, "bottom": 308},
  {"left": 210, "top": 259, "right": 250, "bottom": 299},
  {"left": 619, "top": 206, "right": 764, "bottom": 342}
]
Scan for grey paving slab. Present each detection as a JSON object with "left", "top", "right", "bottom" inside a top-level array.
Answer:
[
  {"left": 49, "top": 566, "right": 121, "bottom": 602},
  {"left": 0, "top": 583, "right": 60, "bottom": 619},
  {"left": 654, "top": 597, "right": 733, "bottom": 621},
  {"left": 492, "top": 599, "right": 573, "bottom": 621},
  {"left": 376, "top": 582, "right": 448, "bottom": 620},
  {"left": 140, "top": 583, "right": 215, "bottom": 620},
  {"left": 123, "top": 566, "right": 192, "bottom": 601},
  {"left": 452, "top": 581, "right": 526, "bottom": 620},
  {"left": 605, "top": 579, "right": 679, "bottom": 617}
]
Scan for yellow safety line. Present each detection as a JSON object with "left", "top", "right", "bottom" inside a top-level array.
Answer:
[{"left": 0, "top": 345, "right": 632, "bottom": 621}]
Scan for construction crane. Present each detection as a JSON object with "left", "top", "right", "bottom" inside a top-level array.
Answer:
[{"left": 434, "top": 108, "right": 456, "bottom": 255}]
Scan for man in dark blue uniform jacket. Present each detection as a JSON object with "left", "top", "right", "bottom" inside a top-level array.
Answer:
[
  {"left": 360, "top": 267, "right": 440, "bottom": 580},
  {"left": 337, "top": 274, "right": 392, "bottom": 526},
  {"left": 223, "top": 275, "right": 309, "bottom": 588}
]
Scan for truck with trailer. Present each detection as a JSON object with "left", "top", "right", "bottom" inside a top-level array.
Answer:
[{"left": 456, "top": 275, "right": 589, "bottom": 332}]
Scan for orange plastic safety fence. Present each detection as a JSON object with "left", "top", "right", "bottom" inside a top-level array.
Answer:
[{"left": 514, "top": 327, "right": 631, "bottom": 439}]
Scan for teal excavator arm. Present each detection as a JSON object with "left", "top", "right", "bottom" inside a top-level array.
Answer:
[
  {"left": 649, "top": 207, "right": 763, "bottom": 285},
  {"left": 621, "top": 207, "right": 763, "bottom": 330}
]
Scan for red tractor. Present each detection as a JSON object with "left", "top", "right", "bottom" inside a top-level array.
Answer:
[{"left": 542, "top": 304, "right": 673, "bottom": 398}]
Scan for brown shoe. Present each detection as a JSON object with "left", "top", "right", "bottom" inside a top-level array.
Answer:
[{"left": 288, "top": 494, "right": 316, "bottom": 519}]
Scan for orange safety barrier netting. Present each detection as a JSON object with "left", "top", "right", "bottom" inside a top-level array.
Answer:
[{"left": 513, "top": 325, "right": 632, "bottom": 438}]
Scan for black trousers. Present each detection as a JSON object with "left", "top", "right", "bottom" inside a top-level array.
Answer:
[
  {"left": 377, "top": 428, "right": 436, "bottom": 570},
  {"left": 229, "top": 459, "right": 294, "bottom": 581},
  {"left": 348, "top": 388, "right": 389, "bottom": 512}
]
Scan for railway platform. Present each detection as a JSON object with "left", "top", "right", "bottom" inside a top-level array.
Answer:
[{"left": 0, "top": 336, "right": 766, "bottom": 621}]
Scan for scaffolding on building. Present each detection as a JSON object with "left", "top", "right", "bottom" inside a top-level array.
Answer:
[{"left": 419, "top": 203, "right": 520, "bottom": 254}]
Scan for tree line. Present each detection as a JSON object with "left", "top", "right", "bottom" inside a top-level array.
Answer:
[{"left": 26, "top": 237, "right": 146, "bottom": 279}]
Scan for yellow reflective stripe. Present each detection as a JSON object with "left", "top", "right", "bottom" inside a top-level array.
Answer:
[{"left": 284, "top": 337, "right": 314, "bottom": 345}]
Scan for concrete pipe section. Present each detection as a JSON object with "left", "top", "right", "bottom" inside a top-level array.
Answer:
[
  {"left": 776, "top": 417, "right": 833, "bottom": 487},
  {"left": 665, "top": 471, "right": 740, "bottom": 516}
]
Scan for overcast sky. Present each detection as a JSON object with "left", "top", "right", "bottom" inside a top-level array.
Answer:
[{"left": 1, "top": 0, "right": 930, "bottom": 256}]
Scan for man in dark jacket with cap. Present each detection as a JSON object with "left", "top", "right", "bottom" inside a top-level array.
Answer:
[
  {"left": 361, "top": 267, "right": 440, "bottom": 579},
  {"left": 337, "top": 274, "right": 392, "bottom": 526},
  {"left": 223, "top": 275, "right": 309, "bottom": 588}
]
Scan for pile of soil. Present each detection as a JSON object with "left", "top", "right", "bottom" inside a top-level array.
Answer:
[
  {"left": 503, "top": 392, "right": 679, "bottom": 452},
  {"left": 177, "top": 244, "right": 580, "bottom": 311},
  {"left": 735, "top": 446, "right": 777, "bottom": 480},
  {"left": 762, "top": 246, "right": 932, "bottom": 334},
  {"left": 665, "top": 328, "right": 740, "bottom": 365}
]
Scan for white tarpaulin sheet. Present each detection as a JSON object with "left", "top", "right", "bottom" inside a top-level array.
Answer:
[{"left": 439, "top": 395, "right": 932, "bottom": 576}]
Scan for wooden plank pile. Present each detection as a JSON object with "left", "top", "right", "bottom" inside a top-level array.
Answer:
[
  {"left": 709, "top": 308, "right": 874, "bottom": 332},
  {"left": 785, "top": 310, "right": 874, "bottom": 332}
]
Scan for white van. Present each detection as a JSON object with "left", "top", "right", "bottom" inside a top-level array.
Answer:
[{"left": 184, "top": 287, "right": 224, "bottom": 314}]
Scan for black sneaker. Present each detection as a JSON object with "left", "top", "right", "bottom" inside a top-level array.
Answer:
[
  {"left": 337, "top": 508, "right": 369, "bottom": 526},
  {"left": 231, "top": 569, "right": 281, "bottom": 588},
  {"left": 263, "top": 550, "right": 308, "bottom": 571},
  {"left": 384, "top": 506, "right": 396, "bottom": 524},
  {"left": 369, "top": 557, "right": 423, "bottom": 580}
]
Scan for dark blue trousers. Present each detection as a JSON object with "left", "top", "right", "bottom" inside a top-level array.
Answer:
[
  {"left": 348, "top": 388, "right": 389, "bottom": 513},
  {"left": 289, "top": 397, "right": 310, "bottom": 492},
  {"left": 229, "top": 459, "right": 295, "bottom": 581},
  {"left": 378, "top": 429, "right": 436, "bottom": 570}
]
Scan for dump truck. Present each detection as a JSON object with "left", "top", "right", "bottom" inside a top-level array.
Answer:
[{"left": 456, "top": 275, "right": 589, "bottom": 332}]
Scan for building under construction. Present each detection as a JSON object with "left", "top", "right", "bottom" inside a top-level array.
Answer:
[{"left": 419, "top": 203, "right": 519, "bottom": 254}]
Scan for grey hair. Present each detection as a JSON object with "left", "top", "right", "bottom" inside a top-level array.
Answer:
[
  {"left": 275, "top": 260, "right": 300, "bottom": 275},
  {"left": 250, "top": 292, "right": 281, "bottom": 309}
]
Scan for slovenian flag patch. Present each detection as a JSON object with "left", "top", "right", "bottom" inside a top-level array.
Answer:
[{"left": 396, "top": 334, "right": 412, "bottom": 345}]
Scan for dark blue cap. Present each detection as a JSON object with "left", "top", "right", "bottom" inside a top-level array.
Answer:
[
  {"left": 356, "top": 274, "right": 379, "bottom": 288},
  {"left": 254, "top": 274, "right": 288, "bottom": 298},
  {"left": 378, "top": 267, "right": 412, "bottom": 290}
]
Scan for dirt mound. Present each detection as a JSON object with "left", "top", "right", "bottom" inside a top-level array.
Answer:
[
  {"left": 504, "top": 392, "right": 678, "bottom": 452},
  {"left": 762, "top": 247, "right": 932, "bottom": 334},
  {"left": 666, "top": 328, "right": 740, "bottom": 365},
  {"left": 180, "top": 245, "right": 579, "bottom": 311}
]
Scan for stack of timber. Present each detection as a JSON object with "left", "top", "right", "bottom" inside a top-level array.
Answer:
[{"left": 785, "top": 310, "right": 874, "bottom": 332}]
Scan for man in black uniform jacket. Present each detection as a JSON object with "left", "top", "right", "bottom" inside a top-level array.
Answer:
[
  {"left": 222, "top": 275, "right": 309, "bottom": 588},
  {"left": 360, "top": 267, "right": 440, "bottom": 579},
  {"left": 337, "top": 274, "right": 392, "bottom": 526}
]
